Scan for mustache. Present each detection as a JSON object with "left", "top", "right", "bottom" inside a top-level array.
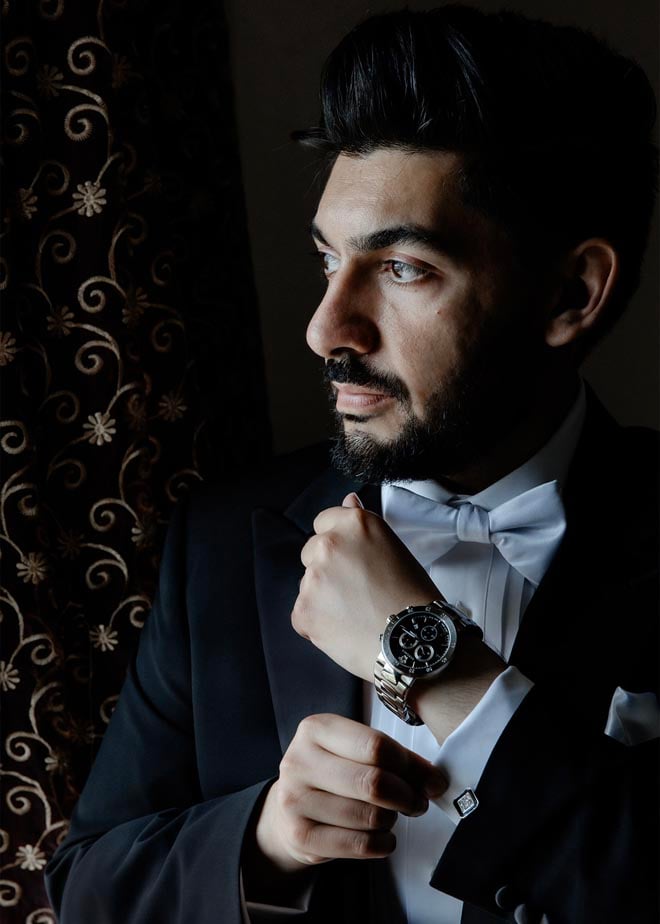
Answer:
[{"left": 321, "top": 357, "right": 408, "bottom": 401}]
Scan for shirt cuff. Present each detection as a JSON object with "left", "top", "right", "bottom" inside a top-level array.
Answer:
[
  {"left": 430, "top": 666, "right": 534, "bottom": 824},
  {"left": 239, "top": 866, "right": 318, "bottom": 921}
]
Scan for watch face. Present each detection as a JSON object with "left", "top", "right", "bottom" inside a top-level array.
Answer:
[{"left": 383, "top": 608, "right": 457, "bottom": 677}]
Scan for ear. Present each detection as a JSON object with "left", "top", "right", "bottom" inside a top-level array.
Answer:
[{"left": 544, "top": 239, "right": 619, "bottom": 349}]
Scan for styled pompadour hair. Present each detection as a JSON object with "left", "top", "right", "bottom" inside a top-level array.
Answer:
[{"left": 294, "top": 6, "right": 658, "bottom": 355}]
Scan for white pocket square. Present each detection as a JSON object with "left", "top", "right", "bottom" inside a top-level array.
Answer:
[{"left": 604, "top": 687, "right": 660, "bottom": 746}]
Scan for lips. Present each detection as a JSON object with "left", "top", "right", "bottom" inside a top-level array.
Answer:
[{"left": 332, "top": 382, "right": 395, "bottom": 412}]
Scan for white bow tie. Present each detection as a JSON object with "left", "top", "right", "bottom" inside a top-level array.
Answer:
[{"left": 385, "top": 479, "right": 567, "bottom": 586}]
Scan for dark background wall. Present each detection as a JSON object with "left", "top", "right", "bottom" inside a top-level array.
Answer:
[{"left": 226, "top": 0, "right": 659, "bottom": 455}]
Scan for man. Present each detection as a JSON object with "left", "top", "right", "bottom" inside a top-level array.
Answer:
[{"left": 45, "top": 6, "right": 659, "bottom": 923}]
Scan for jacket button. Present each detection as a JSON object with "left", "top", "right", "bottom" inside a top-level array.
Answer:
[{"left": 495, "top": 886, "right": 516, "bottom": 910}]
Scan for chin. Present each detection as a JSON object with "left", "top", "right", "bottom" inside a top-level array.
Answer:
[
  {"left": 330, "top": 406, "right": 483, "bottom": 484},
  {"left": 341, "top": 403, "right": 403, "bottom": 431}
]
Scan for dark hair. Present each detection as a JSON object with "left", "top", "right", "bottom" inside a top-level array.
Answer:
[{"left": 293, "top": 6, "right": 658, "bottom": 358}]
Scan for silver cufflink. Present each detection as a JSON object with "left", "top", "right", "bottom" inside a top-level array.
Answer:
[{"left": 453, "top": 788, "right": 479, "bottom": 818}]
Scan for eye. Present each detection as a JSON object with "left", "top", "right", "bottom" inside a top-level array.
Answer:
[
  {"left": 311, "top": 251, "right": 340, "bottom": 277},
  {"left": 385, "top": 260, "right": 430, "bottom": 284}
]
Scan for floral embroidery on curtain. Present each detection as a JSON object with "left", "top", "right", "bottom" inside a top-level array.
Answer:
[{"left": 0, "top": 0, "right": 271, "bottom": 919}]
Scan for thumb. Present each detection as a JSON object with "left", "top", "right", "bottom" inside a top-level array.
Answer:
[{"left": 342, "top": 492, "right": 364, "bottom": 509}]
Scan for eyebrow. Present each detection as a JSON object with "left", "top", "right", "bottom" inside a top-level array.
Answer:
[{"left": 309, "top": 220, "right": 465, "bottom": 263}]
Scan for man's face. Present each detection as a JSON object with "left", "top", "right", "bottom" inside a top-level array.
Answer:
[{"left": 306, "top": 148, "right": 554, "bottom": 484}]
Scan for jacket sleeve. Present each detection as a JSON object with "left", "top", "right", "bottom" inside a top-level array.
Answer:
[
  {"left": 429, "top": 678, "right": 659, "bottom": 924},
  {"left": 44, "top": 492, "right": 280, "bottom": 924}
]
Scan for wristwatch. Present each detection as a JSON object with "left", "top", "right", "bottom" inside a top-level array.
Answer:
[{"left": 374, "top": 599, "right": 483, "bottom": 726}]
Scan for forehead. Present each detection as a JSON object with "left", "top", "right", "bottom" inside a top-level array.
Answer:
[{"left": 316, "top": 148, "right": 467, "bottom": 237}]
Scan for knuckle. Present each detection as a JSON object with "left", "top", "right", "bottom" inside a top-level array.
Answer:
[
  {"left": 367, "top": 805, "right": 395, "bottom": 830},
  {"left": 289, "top": 818, "right": 313, "bottom": 850},
  {"left": 295, "top": 715, "right": 314, "bottom": 740},
  {"left": 288, "top": 716, "right": 322, "bottom": 758},
  {"left": 291, "top": 599, "right": 311, "bottom": 634},
  {"left": 359, "top": 766, "right": 384, "bottom": 802},
  {"left": 363, "top": 731, "right": 387, "bottom": 765},
  {"left": 279, "top": 749, "right": 296, "bottom": 776},
  {"left": 351, "top": 831, "right": 373, "bottom": 858},
  {"left": 317, "top": 533, "right": 334, "bottom": 557},
  {"left": 298, "top": 713, "right": 322, "bottom": 738},
  {"left": 365, "top": 804, "right": 383, "bottom": 829},
  {"left": 279, "top": 752, "right": 304, "bottom": 783},
  {"left": 278, "top": 785, "right": 301, "bottom": 813},
  {"left": 290, "top": 605, "right": 304, "bottom": 634},
  {"left": 303, "top": 565, "right": 320, "bottom": 587},
  {"left": 299, "top": 543, "right": 310, "bottom": 568}
]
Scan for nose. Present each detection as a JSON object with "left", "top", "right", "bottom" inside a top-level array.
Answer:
[{"left": 305, "top": 271, "right": 379, "bottom": 360}]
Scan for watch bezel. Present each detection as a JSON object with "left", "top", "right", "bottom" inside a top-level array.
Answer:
[{"left": 381, "top": 603, "right": 458, "bottom": 679}]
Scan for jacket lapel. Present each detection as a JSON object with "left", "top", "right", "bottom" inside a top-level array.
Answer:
[
  {"left": 510, "top": 381, "right": 658, "bottom": 709},
  {"left": 252, "top": 470, "right": 381, "bottom": 755}
]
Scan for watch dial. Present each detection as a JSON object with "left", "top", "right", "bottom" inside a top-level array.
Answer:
[{"left": 389, "top": 612, "right": 452, "bottom": 676}]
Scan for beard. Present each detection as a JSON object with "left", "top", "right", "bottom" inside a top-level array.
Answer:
[{"left": 324, "top": 310, "right": 548, "bottom": 485}]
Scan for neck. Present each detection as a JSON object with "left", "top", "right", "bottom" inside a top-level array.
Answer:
[{"left": 437, "top": 372, "right": 581, "bottom": 496}]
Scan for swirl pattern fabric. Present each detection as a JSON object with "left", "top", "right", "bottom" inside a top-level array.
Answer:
[{"left": 0, "top": 2, "right": 270, "bottom": 920}]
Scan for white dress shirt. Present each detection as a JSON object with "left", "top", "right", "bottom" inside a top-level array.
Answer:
[{"left": 363, "top": 376, "right": 587, "bottom": 923}]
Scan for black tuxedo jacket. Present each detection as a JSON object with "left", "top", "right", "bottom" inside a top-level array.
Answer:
[{"left": 45, "top": 383, "right": 659, "bottom": 924}]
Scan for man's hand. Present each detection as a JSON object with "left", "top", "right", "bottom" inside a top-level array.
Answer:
[
  {"left": 293, "top": 491, "right": 507, "bottom": 747},
  {"left": 293, "top": 493, "right": 439, "bottom": 682},
  {"left": 253, "top": 713, "right": 447, "bottom": 876}
]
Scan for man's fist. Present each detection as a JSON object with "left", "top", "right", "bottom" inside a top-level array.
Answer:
[
  {"left": 255, "top": 713, "right": 447, "bottom": 873},
  {"left": 294, "top": 497, "right": 440, "bottom": 683}
]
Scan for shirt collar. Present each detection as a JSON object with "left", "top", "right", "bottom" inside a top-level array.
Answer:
[{"left": 385, "top": 376, "right": 587, "bottom": 512}]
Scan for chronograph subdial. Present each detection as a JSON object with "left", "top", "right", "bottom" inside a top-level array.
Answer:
[
  {"left": 399, "top": 631, "right": 418, "bottom": 650},
  {"left": 413, "top": 643, "right": 435, "bottom": 662},
  {"left": 384, "top": 608, "right": 455, "bottom": 677}
]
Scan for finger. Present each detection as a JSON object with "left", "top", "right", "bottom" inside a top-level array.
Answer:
[
  {"left": 342, "top": 492, "right": 364, "bottom": 509},
  {"left": 312, "top": 505, "right": 362, "bottom": 534},
  {"left": 300, "top": 713, "right": 447, "bottom": 797},
  {"left": 290, "top": 600, "right": 310, "bottom": 640},
  {"left": 288, "top": 788, "right": 398, "bottom": 832},
  {"left": 292, "top": 739, "right": 428, "bottom": 816},
  {"left": 291, "top": 821, "right": 396, "bottom": 864},
  {"left": 300, "top": 533, "right": 321, "bottom": 569}
]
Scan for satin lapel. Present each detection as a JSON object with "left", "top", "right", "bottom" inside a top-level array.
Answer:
[
  {"left": 252, "top": 473, "right": 382, "bottom": 755},
  {"left": 509, "top": 382, "right": 657, "bottom": 705}
]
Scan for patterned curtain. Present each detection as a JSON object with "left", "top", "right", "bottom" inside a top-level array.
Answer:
[{"left": 0, "top": 1, "right": 271, "bottom": 920}]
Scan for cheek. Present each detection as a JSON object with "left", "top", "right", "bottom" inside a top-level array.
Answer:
[
  {"left": 397, "top": 331, "right": 456, "bottom": 411},
  {"left": 377, "top": 277, "right": 485, "bottom": 409},
  {"left": 393, "top": 311, "right": 473, "bottom": 409}
]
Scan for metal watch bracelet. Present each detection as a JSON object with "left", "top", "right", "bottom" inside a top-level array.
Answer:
[{"left": 374, "top": 652, "right": 424, "bottom": 725}]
